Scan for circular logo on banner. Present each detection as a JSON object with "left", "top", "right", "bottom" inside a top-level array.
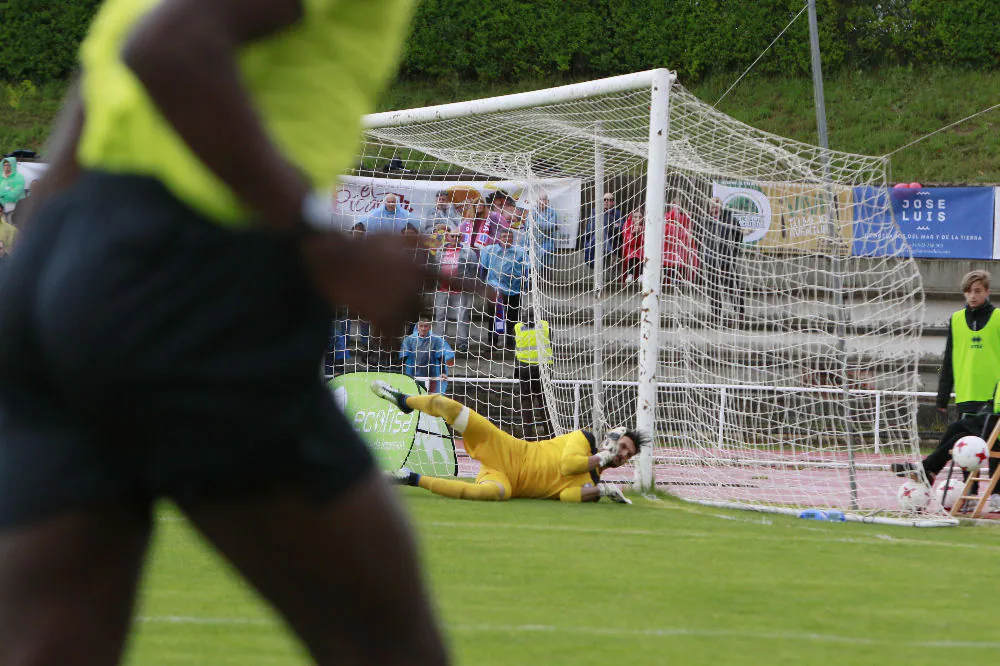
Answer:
[{"left": 722, "top": 189, "right": 771, "bottom": 242}]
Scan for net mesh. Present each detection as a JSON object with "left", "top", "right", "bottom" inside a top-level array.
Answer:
[{"left": 328, "top": 73, "right": 940, "bottom": 521}]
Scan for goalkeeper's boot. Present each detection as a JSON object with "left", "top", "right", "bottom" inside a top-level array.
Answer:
[
  {"left": 388, "top": 467, "right": 420, "bottom": 487},
  {"left": 370, "top": 380, "right": 413, "bottom": 414},
  {"left": 599, "top": 484, "right": 632, "bottom": 505}
]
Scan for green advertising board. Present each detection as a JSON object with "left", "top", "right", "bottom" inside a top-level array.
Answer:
[{"left": 328, "top": 372, "right": 457, "bottom": 477}]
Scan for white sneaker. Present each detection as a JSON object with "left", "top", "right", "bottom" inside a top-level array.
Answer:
[
  {"left": 599, "top": 484, "right": 632, "bottom": 505},
  {"left": 370, "top": 380, "right": 413, "bottom": 413},
  {"left": 987, "top": 494, "right": 1000, "bottom": 513}
]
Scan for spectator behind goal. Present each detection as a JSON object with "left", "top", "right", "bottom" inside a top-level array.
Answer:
[
  {"left": 400, "top": 313, "right": 456, "bottom": 394},
  {"left": 431, "top": 225, "right": 477, "bottom": 353},
  {"left": 514, "top": 317, "right": 555, "bottom": 440}
]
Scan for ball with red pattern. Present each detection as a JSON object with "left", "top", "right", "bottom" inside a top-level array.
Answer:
[
  {"left": 935, "top": 478, "right": 964, "bottom": 510},
  {"left": 952, "top": 435, "right": 989, "bottom": 471},
  {"left": 896, "top": 479, "right": 931, "bottom": 512}
]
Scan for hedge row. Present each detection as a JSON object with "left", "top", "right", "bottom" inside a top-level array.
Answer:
[
  {"left": 0, "top": 0, "right": 102, "bottom": 82},
  {"left": 1, "top": 0, "right": 998, "bottom": 83},
  {"left": 401, "top": 0, "right": 1000, "bottom": 81}
]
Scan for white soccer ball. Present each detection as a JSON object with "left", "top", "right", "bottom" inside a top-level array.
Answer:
[
  {"left": 952, "top": 435, "right": 989, "bottom": 471},
  {"left": 935, "top": 478, "right": 964, "bottom": 510},
  {"left": 896, "top": 479, "right": 931, "bottom": 512}
]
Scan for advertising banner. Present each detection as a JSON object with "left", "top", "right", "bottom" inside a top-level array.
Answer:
[
  {"left": 994, "top": 187, "right": 1000, "bottom": 261},
  {"left": 852, "top": 186, "right": 994, "bottom": 259},
  {"left": 328, "top": 372, "right": 456, "bottom": 476},
  {"left": 335, "top": 175, "right": 583, "bottom": 249},
  {"left": 16, "top": 161, "right": 48, "bottom": 191},
  {"left": 712, "top": 182, "right": 854, "bottom": 253}
]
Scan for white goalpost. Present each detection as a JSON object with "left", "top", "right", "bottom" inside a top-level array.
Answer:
[{"left": 329, "top": 68, "right": 952, "bottom": 526}]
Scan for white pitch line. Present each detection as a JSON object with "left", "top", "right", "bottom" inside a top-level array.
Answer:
[
  {"left": 420, "top": 520, "right": 1000, "bottom": 553},
  {"left": 453, "top": 624, "right": 1000, "bottom": 649},
  {"left": 139, "top": 616, "right": 271, "bottom": 626},
  {"left": 135, "top": 617, "right": 1000, "bottom": 649}
]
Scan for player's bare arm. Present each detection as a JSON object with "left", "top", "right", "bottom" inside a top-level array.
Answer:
[{"left": 123, "top": 0, "right": 307, "bottom": 230}]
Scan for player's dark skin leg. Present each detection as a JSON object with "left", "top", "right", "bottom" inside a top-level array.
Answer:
[
  {"left": 0, "top": 507, "right": 151, "bottom": 666},
  {"left": 179, "top": 471, "right": 449, "bottom": 666}
]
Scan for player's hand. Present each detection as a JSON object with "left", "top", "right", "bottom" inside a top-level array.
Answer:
[
  {"left": 596, "top": 448, "right": 617, "bottom": 468},
  {"left": 300, "top": 232, "right": 430, "bottom": 342},
  {"left": 596, "top": 427, "right": 626, "bottom": 467},
  {"left": 598, "top": 484, "right": 632, "bottom": 505}
]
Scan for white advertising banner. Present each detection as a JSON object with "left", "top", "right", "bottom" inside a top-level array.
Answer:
[
  {"left": 16, "top": 161, "right": 48, "bottom": 190},
  {"left": 334, "top": 176, "right": 583, "bottom": 249},
  {"left": 2, "top": 163, "right": 586, "bottom": 248},
  {"left": 712, "top": 182, "right": 773, "bottom": 243}
]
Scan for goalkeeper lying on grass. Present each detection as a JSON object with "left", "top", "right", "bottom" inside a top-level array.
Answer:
[{"left": 371, "top": 381, "right": 645, "bottom": 503}]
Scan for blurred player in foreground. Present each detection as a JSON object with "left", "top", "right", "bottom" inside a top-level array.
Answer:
[
  {"left": 371, "top": 381, "right": 645, "bottom": 503},
  {"left": 0, "top": 1, "right": 449, "bottom": 665}
]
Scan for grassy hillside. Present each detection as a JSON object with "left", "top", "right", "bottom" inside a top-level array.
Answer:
[{"left": 2, "top": 66, "right": 998, "bottom": 184}]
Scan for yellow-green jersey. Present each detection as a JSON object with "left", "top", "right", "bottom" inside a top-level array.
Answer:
[
  {"left": 77, "top": 0, "right": 414, "bottom": 226},
  {"left": 507, "top": 430, "right": 599, "bottom": 500},
  {"left": 950, "top": 308, "right": 1000, "bottom": 403}
]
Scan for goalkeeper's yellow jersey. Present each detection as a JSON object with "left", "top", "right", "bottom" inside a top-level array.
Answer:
[{"left": 508, "top": 430, "right": 599, "bottom": 500}]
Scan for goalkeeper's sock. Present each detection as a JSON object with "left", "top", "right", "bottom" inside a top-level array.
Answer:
[
  {"left": 404, "top": 394, "right": 466, "bottom": 425},
  {"left": 390, "top": 467, "right": 421, "bottom": 486},
  {"left": 418, "top": 476, "right": 502, "bottom": 501}
]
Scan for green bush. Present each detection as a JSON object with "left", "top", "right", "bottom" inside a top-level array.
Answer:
[
  {"left": 399, "top": 0, "right": 1000, "bottom": 82},
  {"left": 0, "top": 0, "right": 998, "bottom": 84},
  {"left": 0, "top": 1, "right": 102, "bottom": 82}
]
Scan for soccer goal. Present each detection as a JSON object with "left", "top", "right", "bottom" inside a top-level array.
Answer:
[{"left": 331, "top": 69, "right": 950, "bottom": 526}]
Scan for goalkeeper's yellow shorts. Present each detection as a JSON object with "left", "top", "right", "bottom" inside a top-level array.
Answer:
[{"left": 462, "top": 408, "right": 527, "bottom": 473}]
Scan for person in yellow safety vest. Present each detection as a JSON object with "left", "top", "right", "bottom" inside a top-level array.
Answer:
[
  {"left": 514, "top": 318, "right": 554, "bottom": 440},
  {"left": 893, "top": 270, "right": 1000, "bottom": 512}
]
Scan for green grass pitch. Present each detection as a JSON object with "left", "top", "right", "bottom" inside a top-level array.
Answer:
[{"left": 129, "top": 489, "right": 1000, "bottom": 665}]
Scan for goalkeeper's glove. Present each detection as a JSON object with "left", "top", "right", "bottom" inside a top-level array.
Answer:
[
  {"left": 599, "top": 484, "right": 632, "bottom": 505},
  {"left": 596, "top": 427, "right": 628, "bottom": 467}
]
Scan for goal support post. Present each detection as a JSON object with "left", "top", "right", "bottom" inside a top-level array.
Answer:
[{"left": 636, "top": 69, "right": 673, "bottom": 492}]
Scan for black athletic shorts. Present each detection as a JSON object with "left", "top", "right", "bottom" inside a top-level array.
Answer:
[{"left": 0, "top": 172, "right": 374, "bottom": 530}]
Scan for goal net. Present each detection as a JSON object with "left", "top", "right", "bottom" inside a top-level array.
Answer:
[{"left": 329, "top": 69, "right": 947, "bottom": 525}]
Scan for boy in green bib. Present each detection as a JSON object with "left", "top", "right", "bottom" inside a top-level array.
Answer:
[{"left": 893, "top": 270, "right": 1000, "bottom": 510}]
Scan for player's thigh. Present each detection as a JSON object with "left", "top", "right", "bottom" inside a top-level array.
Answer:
[
  {"left": 178, "top": 472, "right": 447, "bottom": 666},
  {"left": 474, "top": 467, "right": 512, "bottom": 500},
  {"left": 462, "top": 409, "right": 522, "bottom": 468},
  {"left": 0, "top": 374, "right": 153, "bottom": 665},
  {"left": 0, "top": 506, "right": 151, "bottom": 666}
]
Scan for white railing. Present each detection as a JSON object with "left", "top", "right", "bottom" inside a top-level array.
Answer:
[{"left": 340, "top": 373, "right": 938, "bottom": 453}]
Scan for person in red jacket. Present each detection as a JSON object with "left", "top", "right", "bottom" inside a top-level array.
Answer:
[
  {"left": 621, "top": 201, "right": 700, "bottom": 286},
  {"left": 621, "top": 206, "right": 646, "bottom": 284},
  {"left": 663, "top": 200, "right": 699, "bottom": 285}
]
